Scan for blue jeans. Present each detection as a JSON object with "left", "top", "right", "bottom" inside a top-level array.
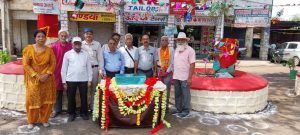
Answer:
[
  {"left": 174, "top": 79, "right": 191, "bottom": 114},
  {"left": 160, "top": 72, "right": 172, "bottom": 113}
]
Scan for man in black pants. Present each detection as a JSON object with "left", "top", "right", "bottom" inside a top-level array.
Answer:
[
  {"left": 100, "top": 38, "right": 125, "bottom": 78},
  {"left": 61, "top": 37, "right": 93, "bottom": 122}
]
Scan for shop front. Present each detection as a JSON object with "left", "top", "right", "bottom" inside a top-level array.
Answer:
[
  {"left": 69, "top": 12, "right": 116, "bottom": 44},
  {"left": 169, "top": 0, "right": 217, "bottom": 58},
  {"left": 61, "top": 0, "right": 116, "bottom": 45},
  {"left": 175, "top": 16, "right": 216, "bottom": 58},
  {"left": 232, "top": 7, "right": 271, "bottom": 59},
  {"left": 123, "top": 0, "right": 169, "bottom": 48}
]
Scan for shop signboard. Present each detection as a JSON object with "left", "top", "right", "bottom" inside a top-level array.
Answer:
[
  {"left": 169, "top": 0, "right": 195, "bottom": 15},
  {"left": 175, "top": 16, "right": 216, "bottom": 26},
  {"left": 69, "top": 12, "right": 116, "bottom": 22},
  {"left": 62, "top": 0, "right": 103, "bottom": 5},
  {"left": 33, "top": 0, "right": 60, "bottom": 14},
  {"left": 124, "top": 0, "right": 169, "bottom": 14},
  {"left": 234, "top": 9, "right": 270, "bottom": 27},
  {"left": 124, "top": 12, "right": 167, "bottom": 24},
  {"left": 124, "top": 0, "right": 169, "bottom": 24},
  {"left": 195, "top": 0, "right": 212, "bottom": 15}
]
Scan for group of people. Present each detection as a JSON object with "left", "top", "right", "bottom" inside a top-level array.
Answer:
[{"left": 22, "top": 28, "right": 196, "bottom": 129}]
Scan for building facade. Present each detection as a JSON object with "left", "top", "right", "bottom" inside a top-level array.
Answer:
[{"left": 0, "top": 0, "right": 273, "bottom": 60}]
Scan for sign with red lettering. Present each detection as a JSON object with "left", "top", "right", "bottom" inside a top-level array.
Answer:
[
  {"left": 69, "top": 12, "right": 116, "bottom": 22},
  {"left": 124, "top": 0, "right": 169, "bottom": 14},
  {"left": 33, "top": 0, "right": 59, "bottom": 14},
  {"left": 124, "top": 12, "right": 167, "bottom": 24},
  {"left": 169, "top": 0, "right": 195, "bottom": 15}
]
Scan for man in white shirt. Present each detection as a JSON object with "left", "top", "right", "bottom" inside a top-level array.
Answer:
[
  {"left": 118, "top": 33, "right": 137, "bottom": 74},
  {"left": 81, "top": 28, "right": 103, "bottom": 112},
  {"left": 61, "top": 37, "right": 93, "bottom": 122}
]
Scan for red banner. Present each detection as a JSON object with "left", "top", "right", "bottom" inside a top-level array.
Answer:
[
  {"left": 37, "top": 14, "right": 59, "bottom": 38},
  {"left": 169, "top": 0, "right": 195, "bottom": 15}
]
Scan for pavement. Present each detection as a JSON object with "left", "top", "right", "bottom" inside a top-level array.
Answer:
[{"left": 1, "top": 60, "right": 300, "bottom": 135}]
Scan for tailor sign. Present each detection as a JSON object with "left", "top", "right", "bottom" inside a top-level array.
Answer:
[{"left": 124, "top": 0, "right": 169, "bottom": 14}]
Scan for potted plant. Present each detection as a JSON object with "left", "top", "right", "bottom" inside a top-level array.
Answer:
[
  {"left": 283, "top": 57, "right": 298, "bottom": 79},
  {"left": 0, "top": 50, "right": 10, "bottom": 64}
]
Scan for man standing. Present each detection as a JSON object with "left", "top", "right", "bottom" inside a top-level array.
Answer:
[
  {"left": 61, "top": 37, "right": 92, "bottom": 122},
  {"left": 119, "top": 33, "right": 137, "bottom": 74},
  {"left": 173, "top": 32, "right": 196, "bottom": 118},
  {"left": 102, "top": 33, "right": 121, "bottom": 51},
  {"left": 134, "top": 34, "right": 157, "bottom": 77},
  {"left": 101, "top": 38, "right": 125, "bottom": 78},
  {"left": 81, "top": 28, "right": 103, "bottom": 112},
  {"left": 156, "top": 36, "right": 174, "bottom": 113},
  {"left": 50, "top": 29, "right": 73, "bottom": 118}
]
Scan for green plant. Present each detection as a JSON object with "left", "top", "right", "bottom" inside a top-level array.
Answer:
[
  {"left": 0, "top": 50, "right": 10, "bottom": 64},
  {"left": 282, "top": 57, "right": 296, "bottom": 71}
]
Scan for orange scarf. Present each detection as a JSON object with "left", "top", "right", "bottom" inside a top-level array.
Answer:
[{"left": 160, "top": 47, "right": 170, "bottom": 71}]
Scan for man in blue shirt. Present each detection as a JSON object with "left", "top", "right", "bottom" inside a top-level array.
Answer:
[{"left": 101, "top": 38, "right": 125, "bottom": 78}]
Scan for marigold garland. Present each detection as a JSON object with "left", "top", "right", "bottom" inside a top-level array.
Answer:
[
  {"left": 92, "top": 84, "right": 101, "bottom": 121},
  {"left": 97, "top": 77, "right": 171, "bottom": 133}
]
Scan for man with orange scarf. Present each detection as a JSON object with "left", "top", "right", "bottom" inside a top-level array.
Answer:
[{"left": 156, "top": 36, "right": 174, "bottom": 113}]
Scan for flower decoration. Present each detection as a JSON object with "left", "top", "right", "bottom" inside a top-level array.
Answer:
[{"left": 96, "top": 77, "right": 170, "bottom": 133}]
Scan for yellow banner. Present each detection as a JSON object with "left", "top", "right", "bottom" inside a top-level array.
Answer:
[{"left": 69, "top": 12, "right": 116, "bottom": 22}]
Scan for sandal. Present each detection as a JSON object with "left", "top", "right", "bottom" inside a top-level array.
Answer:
[
  {"left": 43, "top": 122, "right": 50, "bottom": 127},
  {"left": 50, "top": 112, "right": 58, "bottom": 118}
]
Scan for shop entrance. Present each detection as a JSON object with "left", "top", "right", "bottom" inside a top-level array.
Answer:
[
  {"left": 127, "top": 25, "right": 163, "bottom": 48},
  {"left": 78, "top": 22, "right": 114, "bottom": 45}
]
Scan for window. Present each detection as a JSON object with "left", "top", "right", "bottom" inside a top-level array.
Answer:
[
  {"left": 277, "top": 43, "right": 287, "bottom": 49},
  {"left": 288, "top": 43, "right": 298, "bottom": 49}
]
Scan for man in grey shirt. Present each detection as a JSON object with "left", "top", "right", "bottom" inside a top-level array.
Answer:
[{"left": 134, "top": 34, "right": 157, "bottom": 77}]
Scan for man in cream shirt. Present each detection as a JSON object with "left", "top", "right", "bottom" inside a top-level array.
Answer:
[
  {"left": 61, "top": 37, "right": 93, "bottom": 122},
  {"left": 81, "top": 28, "right": 103, "bottom": 113}
]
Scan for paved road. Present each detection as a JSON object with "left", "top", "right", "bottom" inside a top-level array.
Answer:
[{"left": 1, "top": 60, "right": 299, "bottom": 135}]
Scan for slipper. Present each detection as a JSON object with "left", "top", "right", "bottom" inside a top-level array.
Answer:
[{"left": 50, "top": 112, "right": 58, "bottom": 118}]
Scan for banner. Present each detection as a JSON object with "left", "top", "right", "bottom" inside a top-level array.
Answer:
[
  {"left": 37, "top": 14, "right": 59, "bottom": 38},
  {"left": 69, "top": 12, "right": 116, "bottom": 22},
  {"left": 234, "top": 9, "right": 270, "bottom": 27},
  {"left": 169, "top": 0, "right": 195, "bottom": 15},
  {"left": 33, "top": 0, "right": 60, "bottom": 14}
]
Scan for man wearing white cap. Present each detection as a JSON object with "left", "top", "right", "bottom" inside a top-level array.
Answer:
[
  {"left": 50, "top": 29, "right": 73, "bottom": 118},
  {"left": 173, "top": 32, "right": 196, "bottom": 118},
  {"left": 61, "top": 37, "right": 93, "bottom": 122}
]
